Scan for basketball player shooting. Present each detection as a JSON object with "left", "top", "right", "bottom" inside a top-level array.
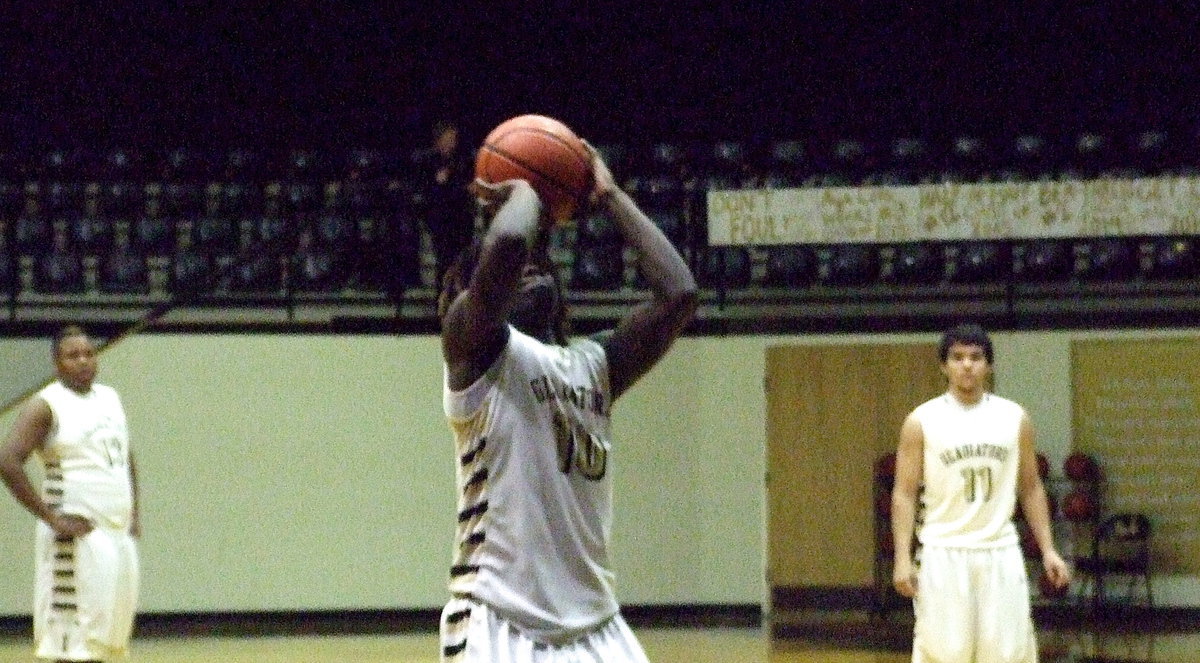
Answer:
[
  {"left": 891, "top": 323, "right": 1071, "bottom": 663},
  {"left": 434, "top": 138, "right": 697, "bottom": 662}
]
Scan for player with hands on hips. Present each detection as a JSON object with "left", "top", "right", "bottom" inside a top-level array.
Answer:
[{"left": 0, "top": 324, "right": 141, "bottom": 663}]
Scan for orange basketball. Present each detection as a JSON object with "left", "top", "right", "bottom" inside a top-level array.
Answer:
[{"left": 475, "top": 114, "right": 594, "bottom": 224}]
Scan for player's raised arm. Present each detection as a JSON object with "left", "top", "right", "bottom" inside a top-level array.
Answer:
[
  {"left": 440, "top": 179, "right": 545, "bottom": 390},
  {"left": 590, "top": 145, "right": 698, "bottom": 401}
]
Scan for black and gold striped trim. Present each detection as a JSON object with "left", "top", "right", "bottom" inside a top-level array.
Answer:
[
  {"left": 460, "top": 438, "right": 486, "bottom": 466},
  {"left": 456, "top": 501, "right": 488, "bottom": 522},
  {"left": 464, "top": 467, "right": 488, "bottom": 489}
]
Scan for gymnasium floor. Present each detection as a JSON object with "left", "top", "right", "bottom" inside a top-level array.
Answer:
[
  {"left": 0, "top": 625, "right": 1194, "bottom": 662},
  {"left": 0, "top": 627, "right": 879, "bottom": 662}
]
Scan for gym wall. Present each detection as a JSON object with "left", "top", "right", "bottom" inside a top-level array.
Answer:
[{"left": 0, "top": 329, "right": 1197, "bottom": 617}]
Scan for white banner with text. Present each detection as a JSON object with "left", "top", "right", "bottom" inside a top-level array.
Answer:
[{"left": 707, "top": 177, "right": 1200, "bottom": 246}]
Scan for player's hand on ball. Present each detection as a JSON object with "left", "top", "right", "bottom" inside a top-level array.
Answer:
[
  {"left": 471, "top": 177, "right": 520, "bottom": 202},
  {"left": 472, "top": 178, "right": 531, "bottom": 214},
  {"left": 471, "top": 178, "right": 554, "bottom": 230},
  {"left": 582, "top": 140, "right": 616, "bottom": 205}
]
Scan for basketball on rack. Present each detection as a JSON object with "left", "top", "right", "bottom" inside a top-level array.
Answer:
[
  {"left": 1063, "top": 452, "right": 1100, "bottom": 481},
  {"left": 1061, "top": 488, "right": 1097, "bottom": 522}
]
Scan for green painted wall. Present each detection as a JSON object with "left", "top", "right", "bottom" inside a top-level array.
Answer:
[{"left": 1, "top": 328, "right": 1197, "bottom": 615}]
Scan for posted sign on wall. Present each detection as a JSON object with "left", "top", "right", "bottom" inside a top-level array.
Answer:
[
  {"left": 707, "top": 177, "right": 1200, "bottom": 246},
  {"left": 1071, "top": 338, "right": 1200, "bottom": 574}
]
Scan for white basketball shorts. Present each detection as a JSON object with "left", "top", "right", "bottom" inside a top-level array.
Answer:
[
  {"left": 912, "top": 544, "right": 1037, "bottom": 663},
  {"left": 440, "top": 596, "right": 650, "bottom": 663}
]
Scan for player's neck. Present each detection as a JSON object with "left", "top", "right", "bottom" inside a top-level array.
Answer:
[
  {"left": 61, "top": 380, "right": 93, "bottom": 395},
  {"left": 948, "top": 386, "right": 985, "bottom": 406},
  {"left": 524, "top": 326, "right": 558, "bottom": 345}
]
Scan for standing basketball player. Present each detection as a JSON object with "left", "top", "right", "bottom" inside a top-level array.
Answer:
[
  {"left": 891, "top": 323, "right": 1070, "bottom": 663},
  {"left": 435, "top": 143, "right": 697, "bottom": 662},
  {"left": 0, "top": 325, "right": 141, "bottom": 663}
]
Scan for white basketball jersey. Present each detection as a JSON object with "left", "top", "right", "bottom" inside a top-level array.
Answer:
[
  {"left": 37, "top": 382, "right": 133, "bottom": 529},
  {"left": 443, "top": 327, "right": 618, "bottom": 643},
  {"left": 915, "top": 393, "right": 1021, "bottom": 548}
]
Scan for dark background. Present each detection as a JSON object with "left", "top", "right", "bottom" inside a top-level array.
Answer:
[{"left": 3, "top": 2, "right": 1198, "bottom": 152}]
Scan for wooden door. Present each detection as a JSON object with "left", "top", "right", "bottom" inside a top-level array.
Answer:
[{"left": 765, "top": 343, "right": 943, "bottom": 592}]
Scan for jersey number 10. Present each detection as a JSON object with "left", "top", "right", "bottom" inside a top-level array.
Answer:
[{"left": 553, "top": 409, "right": 607, "bottom": 480}]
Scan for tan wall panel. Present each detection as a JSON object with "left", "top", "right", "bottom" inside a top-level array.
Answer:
[{"left": 1072, "top": 338, "right": 1200, "bottom": 574}]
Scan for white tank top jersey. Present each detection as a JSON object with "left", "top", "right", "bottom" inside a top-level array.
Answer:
[
  {"left": 443, "top": 327, "right": 618, "bottom": 644},
  {"left": 36, "top": 381, "right": 133, "bottom": 530},
  {"left": 915, "top": 392, "right": 1022, "bottom": 549}
]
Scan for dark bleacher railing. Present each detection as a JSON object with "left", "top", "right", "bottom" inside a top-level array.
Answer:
[{"left": 0, "top": 131, "right": 1197, "bottom": 335}]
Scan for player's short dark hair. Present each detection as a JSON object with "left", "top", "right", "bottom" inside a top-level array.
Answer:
[
  {"left": 938, "top": 322, "right": 993, "bottom": 364},
  {"left": 52, "top": 324, "right": 88, "bottom": 357}
]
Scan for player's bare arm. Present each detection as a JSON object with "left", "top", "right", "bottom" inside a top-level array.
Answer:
[
  {"left": 1015, "top": 412, "right": 1071, "bottom": 588},
  {"left": 891, "top": 412, "right": 924, "bottom": 597},
  {"left": 587, "top": 144, "right": 698, "bottom": 400},
  {"left": 0, "top": 398, "right": 92, "bottom": 538},
  {"left": 442, "top": 179, "right": 543, "bottom": 390}
]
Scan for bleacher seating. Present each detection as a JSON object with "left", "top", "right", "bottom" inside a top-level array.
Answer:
[
  {"left": 1143, "top": 237, "right": 1196, "bottom": 280},
  {"left": 819, "top": 245, "right": 879, "bottom": 287},
  {"left": 170, "top": 243, "right": 214, "bottom": 296},
  {"left": 762, "top": 246, "right": 817, "bottom": 288},
  {"left": 1075, "top": 238, "right": 1137, "bottom": 282},
  {"left": 572, "top": 213, "right": 625, "bottom": 292},
  {"left": 698, "top": 246, "right": 752, "bottom": 290},
  {"left": 290, "top": 229, "right": 338, "bottom": 293},
  {"left": 33, "top": 227, "right": 86, "bottom": 294},
  {"left": 1014, "top": 240, "right": 1074, "bottom": 283},
  {"left": 98, "top": 236, "right": 151, "bottom": 295},
  {"left": 0, "top": 128, "right": 1194, "bottom": 328},
  {"left": 885, "top": 243, "right": 943, "bottom": 285},
  {"left": 946, "top": 241, "right": 1009, "bottom": 284}
]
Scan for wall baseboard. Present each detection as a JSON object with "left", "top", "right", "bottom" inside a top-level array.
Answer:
[
  {"left": 0, "top": 603, "right": 763, "bottom": 639},
  {"left": 771, "top": 585, "right": 880, "bottom": 611},
  {"left": 769, "top": 584, "right": 1200, "bottom": 640}
]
